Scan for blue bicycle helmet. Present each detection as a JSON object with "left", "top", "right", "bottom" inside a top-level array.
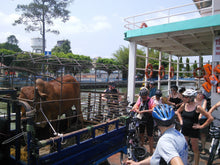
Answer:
[{"left": 152, "top": 104, "right": 175, "bottom": 126}]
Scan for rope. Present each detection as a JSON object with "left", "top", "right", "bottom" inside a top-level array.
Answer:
[{"left": 39, "top": 98, "right": 58, "bottom": 136}]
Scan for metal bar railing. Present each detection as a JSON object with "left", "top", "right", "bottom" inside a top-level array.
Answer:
[{"left": 124, "top": 0, "right": 213, "bottom": 30}]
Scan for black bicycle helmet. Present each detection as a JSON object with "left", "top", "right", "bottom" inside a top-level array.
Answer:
[
  {"left": 139, "top": 87, "right": 149, "bottom": 96},
  {"left": 108, "top": 81, "right": 116, "bottom": 87},
  {"left": 152, "top": 104, "right": 175, "bottom": 126},
  {"left": 155, "top": 89, "right": 162, "bottom": 97}
]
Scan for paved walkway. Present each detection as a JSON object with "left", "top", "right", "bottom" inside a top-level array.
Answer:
[{"left": 107, "top": 140, "right": 220, "bottom": 165}]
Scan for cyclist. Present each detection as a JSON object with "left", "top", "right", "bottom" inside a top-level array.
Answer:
[
  {"left": 176, "top": 89, "right": 213, "bottom": 165},
  {"left": 208, "top": 101, "right": 220, "bottom": 155},
  {"left": 132, "top": 87, "right": 154, "bottom": 154},
  {"left": 127, "top": 104, "right": 188, "bottom": 165}
]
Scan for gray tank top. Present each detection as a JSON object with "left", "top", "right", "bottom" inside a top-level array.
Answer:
[{"left": 212, "top": 108, "right": 220, "bottom": 127}]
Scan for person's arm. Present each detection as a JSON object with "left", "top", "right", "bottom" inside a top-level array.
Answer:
[
  {"left": 102, "top": 90, "right": 107, "bottom": 101},
  {"left": 126, "top": 156, "right": 151, "bottom": 165},
  {"left": 209, "top": 101, "right": 220, "bottom": 114},
  {"left": 117, "top": 89, "right": 122, "bottom": 102},
  {"left": 170, "top": 156, "right": 184, "bottom": 165},
  {"left": 175, "top": 93, "right": 183, "bottom": 107},
  {"left": 131, "top": 97, "right": 141, "bottom": 112},
  {"left": 193, "top": 105, "right": 213, "bottom": 129},
  {"left": 175, "top": 104, "right": 184, "bottom": 125},
  {"left": 198, "top": 99, "right": 207, "bottom": 120}
]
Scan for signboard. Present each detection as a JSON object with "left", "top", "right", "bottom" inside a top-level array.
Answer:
[
  {"left": 213, "top": 36, "right": 220, "bottom": 62},
  {"left": 45, "top": 51, "right": 51, "bottom": 57}
]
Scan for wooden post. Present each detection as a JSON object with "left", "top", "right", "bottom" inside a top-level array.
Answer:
[{"left": 87, "top": 93, "right": 91, "bottom": 120}]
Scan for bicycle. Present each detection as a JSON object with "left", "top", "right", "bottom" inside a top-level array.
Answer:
[
  {"left": 207, "top": 126, "right": 220, "bottom": 165},
  {"left": 120, "top": 110, "right": 147, "bottom": 164}
]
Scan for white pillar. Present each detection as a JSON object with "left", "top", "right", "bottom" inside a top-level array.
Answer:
[
  {"left": 127, "top": 41, "right": 137, "bottom": 104},
  {"left": 176, "top": 56, "right": 179, "bottom": 87},
  {"left": 168, "top": 54, "right": 172, "bottom": 94},
  {"left": 158, "top": 51, "right": 162, "bottom": 89},
  {"left": 198, "top": 56, "right": 201, "bottom": 89},
  {"left": 145, "top": 47, "right": 149, "bottom": 87}
]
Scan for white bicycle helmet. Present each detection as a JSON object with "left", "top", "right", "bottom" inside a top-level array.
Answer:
[
  {"left": 139, "top": 87, "right": 149, "bottom": 96},
  {"left": 182, "top": 89, "right": 197, "bottom": 97}
]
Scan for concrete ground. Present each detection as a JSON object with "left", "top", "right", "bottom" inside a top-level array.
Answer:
[{"left": 107, "top": 139, "right": 220, "bottom": 165}]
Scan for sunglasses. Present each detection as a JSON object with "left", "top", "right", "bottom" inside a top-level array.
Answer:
[{"left": 183, "top": 96, "right": 189, "bottom": 98}]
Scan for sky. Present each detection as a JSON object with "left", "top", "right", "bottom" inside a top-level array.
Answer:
[{"left": 0, "top": 0, "right": 209, "bottom": 61}]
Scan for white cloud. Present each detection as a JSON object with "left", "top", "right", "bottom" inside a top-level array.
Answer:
[
  {"left": 0, "top": 11, "right": 19, "bottom": 25},
  {"left": 52, "top": 15, "right": 111, "bottom": 34}
]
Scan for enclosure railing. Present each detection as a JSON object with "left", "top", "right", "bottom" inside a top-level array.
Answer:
[{"left": 124, "top": 0, "right": 213, "bottom": 30}]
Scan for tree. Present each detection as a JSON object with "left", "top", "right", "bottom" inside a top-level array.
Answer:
[
  {"left": 185, "top": 58, "right": 190, "bottom": 77},
  {"left": 0, "top": 43, "right": 22, "bottom": 52},
  {"left": 95, "top": 57, "right": 118, "bottom": 82},
  {"left": 52, "top": 40, "right": 72, "bottom": 54},
  {"left": 179, "top": 57, "right": 184, "bottom": 77},
  {"left": 192, "top": 60, "right": 198, "bottom": 70},
  {"left": 13, "top": 0, "right": 72, "bottom": 53},
  {"left": 113, "top": 46, "right": 129, "bottom": 79},
  {"left": 7, "top": 35, "right": 19, "bottom": 45}
]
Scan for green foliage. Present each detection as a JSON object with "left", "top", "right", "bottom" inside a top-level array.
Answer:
[
  {"left": 112, "top": 46, "right": 129, "bottom": 79},
  {"left": 13, "top": 0, "right": 72, "bottom": 52},
  {"left": 52, "top": 40, "right": 72, "bottom": 54},
  {"left": 0, "top": 43, "right": 22, "bottom": 52},
  {"left": 185, "top": 58, "right": 190, "bottom": 77},
  {"left": 192, "top": 60, "right": 198, "bottom": 70},
  {"left": 7, "top": 35, "right": 19, "bottom": 45},
  {"left": 179, "top": 57, "right": 184, "bottom": 77},
  {"left": 0, "top": 49, "right": 17, "bottom": 66}
]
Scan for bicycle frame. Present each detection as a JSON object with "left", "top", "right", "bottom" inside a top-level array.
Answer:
[
  {"left": 207, "top": 126, "right": 220, "bottom": 165},
  {"left": 126, "top": 112, "right": 147, "bottom": 161}
]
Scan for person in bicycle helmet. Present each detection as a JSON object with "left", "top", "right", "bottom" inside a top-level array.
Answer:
[
  {"left": 176, "top": 89, "right": 213, "bottom": 165},
  {"left": 132, "top": 87, "right": 154, "bottom": 154},
  {"left": 127, "top": 104, "right": 188, "bottom": 165}
]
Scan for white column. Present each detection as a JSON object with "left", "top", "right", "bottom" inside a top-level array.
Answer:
[
  {"left": 198, "top": 56, "right": 201, "bottom": 89},
  {"left": 176, "top": 56, "right": 179, "bottom": 87},
  {"left": 168, "top": 54, "right": 172, "bottom": 94},
  {"left": 127, "top": 41, "right": 137, "bottom": 104},
  {"left": 158, "top": 51, "right": 162, "bottom": 89},
  {"left": 145, "top": 47, "right": 149, "bottom": 87}
]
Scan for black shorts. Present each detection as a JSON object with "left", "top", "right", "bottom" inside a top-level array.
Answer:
[
  {"left": 139, "top": 118, "right": 154, "bottom": 136},
  {"left": 199, "top": 118, "right": 209, "bottom": 134},
  {"left": 182, "top": 126, "right": 199, "bottom": 138}
]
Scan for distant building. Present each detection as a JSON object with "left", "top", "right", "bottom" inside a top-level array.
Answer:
[{"left": 57, "top": 40, "right": 66, "bottom": 47}]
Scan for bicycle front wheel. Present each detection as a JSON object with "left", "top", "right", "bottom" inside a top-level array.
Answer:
[
  {"left": 133, "top": 146, "right": 147, "bottom": 161},
  {"left": 207, "top": 138, "right": 219, "bottom": 165}
]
